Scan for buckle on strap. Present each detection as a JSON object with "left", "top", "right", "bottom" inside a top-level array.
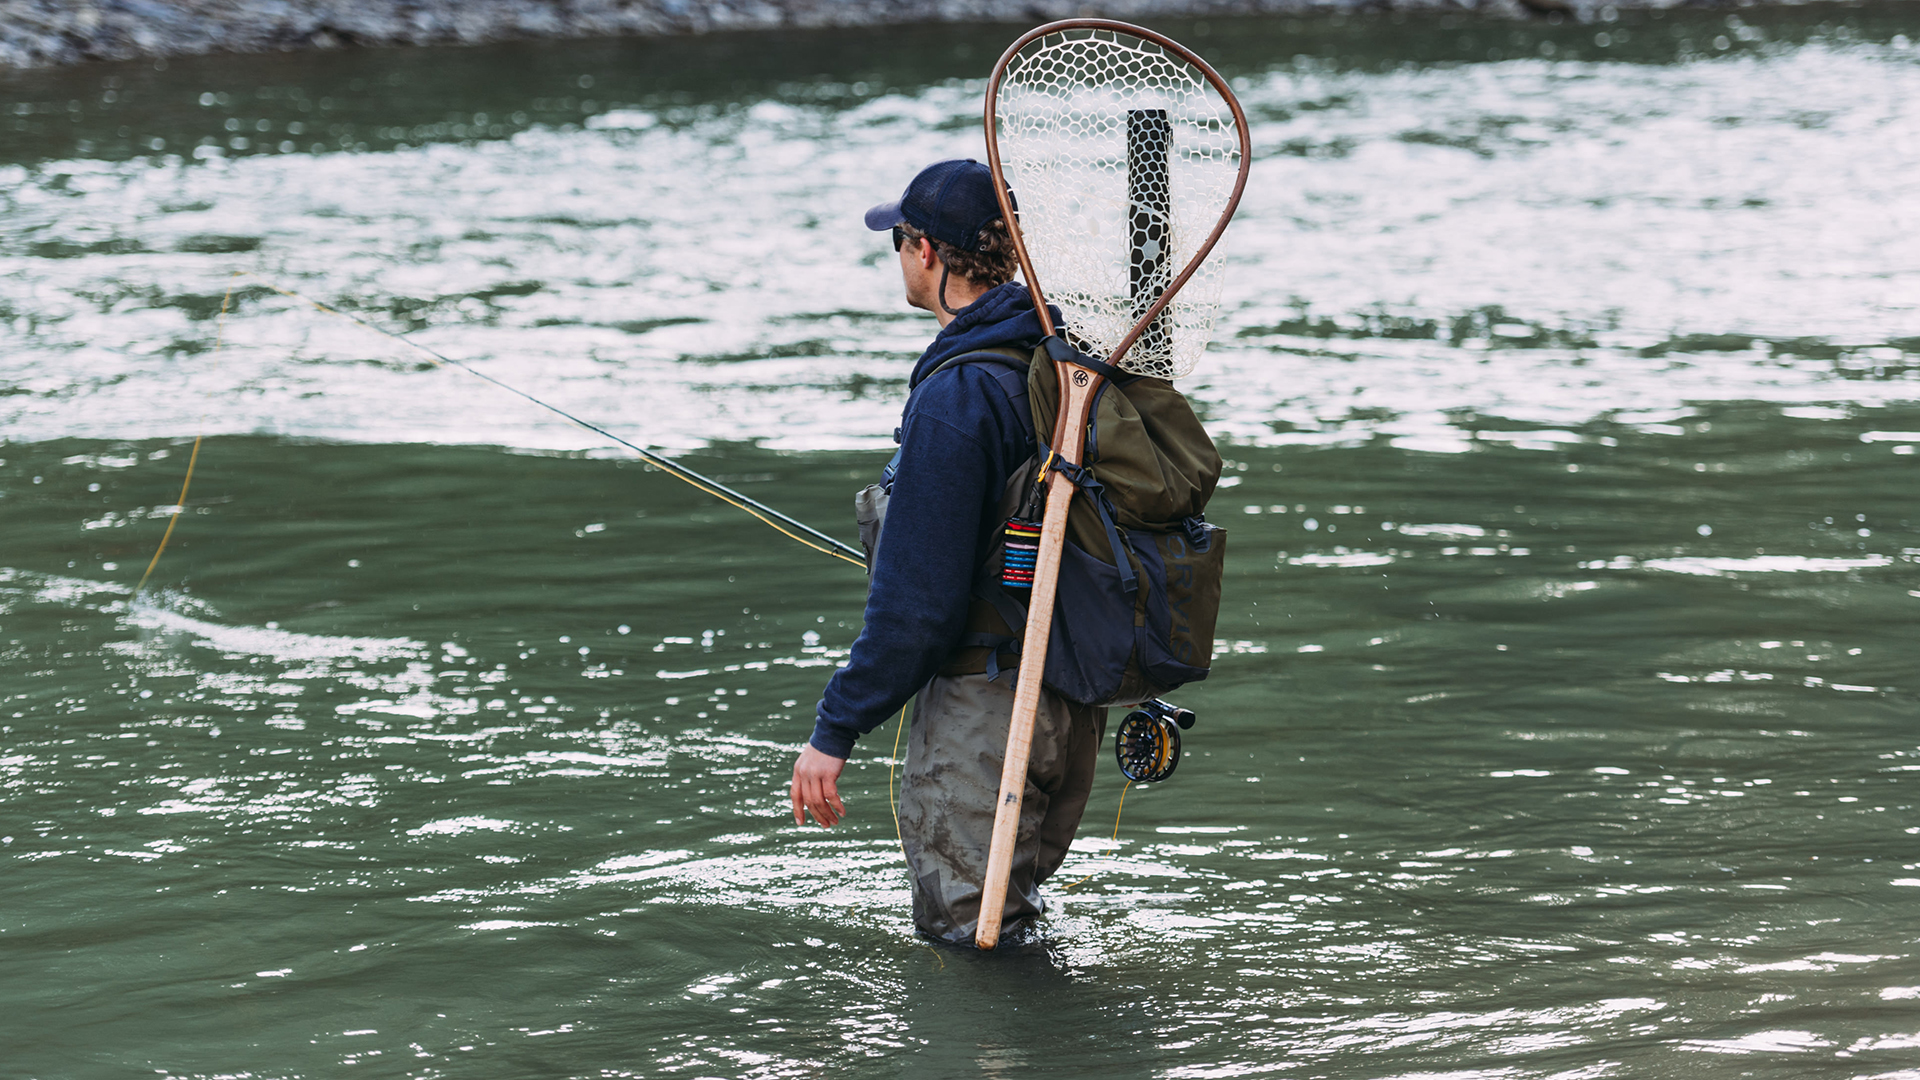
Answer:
[
  {"left": 1046, "top": 459, "right": 1137, "bottom": 596},
  {"left": 1042, "top": 335, "right": 1126, "bottom": 383},
  {"left": 956, "top": 630, "right": 1021, "bottom": 682}
]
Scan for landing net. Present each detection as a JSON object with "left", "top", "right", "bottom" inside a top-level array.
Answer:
[{"left": 992, "top": 24, "right": 1245, "bottom": 380}]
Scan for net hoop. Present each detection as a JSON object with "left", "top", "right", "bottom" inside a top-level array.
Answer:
[{"left": 983, "top": 18, "right": 1253, "bottom": 376}]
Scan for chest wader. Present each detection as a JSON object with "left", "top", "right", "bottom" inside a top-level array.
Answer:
[
  {"left": 857, "top": 348, "right": 1105, "bottom": 944},
  {"left": 857, "top": 343, "right": 1223, "bottom": 943}
]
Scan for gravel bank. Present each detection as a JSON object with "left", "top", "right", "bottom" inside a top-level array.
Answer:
[{"left": 0, "top": 0, "right": 1755, "bottom": 68}]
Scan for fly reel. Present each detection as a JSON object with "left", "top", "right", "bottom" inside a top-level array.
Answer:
[{"left": 1114, "top": 698, "right": 1197, "bottom": 783}]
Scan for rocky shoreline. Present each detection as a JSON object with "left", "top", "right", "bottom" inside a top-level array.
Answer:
[{"left": 0, "top": 0, "right": 1776, "bottom": 69}]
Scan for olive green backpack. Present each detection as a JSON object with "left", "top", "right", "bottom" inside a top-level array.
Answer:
[{"left": 941, "top": 340, "right": 1226, "bottom": 707}]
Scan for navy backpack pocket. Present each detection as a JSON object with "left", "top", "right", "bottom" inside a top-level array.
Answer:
[
  {"left": 1041, "top": 539, "right": 1138, "bottom": 705},
  {"left": 1029, "top": 521, "right": 1225, "bottom": 708}
]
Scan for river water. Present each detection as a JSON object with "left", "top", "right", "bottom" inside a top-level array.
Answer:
[{"left": 5, "top": 6, "right": 1920, "bottom": 1078}]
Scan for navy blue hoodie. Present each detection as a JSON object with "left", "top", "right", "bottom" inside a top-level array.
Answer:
[{"left": 810, "top": 282, "right": 1049, "bottom": 758}]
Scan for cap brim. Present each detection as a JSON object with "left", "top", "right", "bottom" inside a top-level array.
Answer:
[{"left": 864, "top": 200, "right": 904, "bottom": 232}]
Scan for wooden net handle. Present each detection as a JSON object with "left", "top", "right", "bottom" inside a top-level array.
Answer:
[
  {"left": 974, "top": 18, "right": 1248, "bottom": 949},
  {"left": 975, "top": 363, "right": 1101, "bottom": 949}
]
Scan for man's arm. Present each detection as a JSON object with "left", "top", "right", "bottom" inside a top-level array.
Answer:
[
  {"left": 812, "top": 417, "right": 995, "bottom": 738},
  {"left": 788, "top": 372, "right": 1011, "bottom": 825}
]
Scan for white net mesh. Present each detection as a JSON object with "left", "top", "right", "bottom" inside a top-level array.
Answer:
[{"left": 994, "top": 26, "right": 1242, "bottom": 380}]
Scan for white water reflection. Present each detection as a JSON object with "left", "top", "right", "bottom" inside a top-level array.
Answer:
[
  {"left": 1639, "top": 554, "right": 1898, "bottom": 575},
  {"left": 3, "top": 44, "right": 1919, "bottom": 453}
]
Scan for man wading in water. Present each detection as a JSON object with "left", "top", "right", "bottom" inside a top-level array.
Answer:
[{"left": 788, "top": 160, "right": 1106, "bottom": 944}]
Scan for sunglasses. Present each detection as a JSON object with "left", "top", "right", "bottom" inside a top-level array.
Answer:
[{"left": 891, "top": 225, "right": 910, "bottom": 252}]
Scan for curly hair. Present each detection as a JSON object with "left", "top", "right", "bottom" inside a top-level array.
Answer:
[{"left": 899, "top": 218, "right": 1020, "bottom": 290}]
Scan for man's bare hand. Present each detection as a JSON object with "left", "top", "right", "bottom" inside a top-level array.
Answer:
[{"left": 790, "top": 744, "right": 847, "bottom": 828}]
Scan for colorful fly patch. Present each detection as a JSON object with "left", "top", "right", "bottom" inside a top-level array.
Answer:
[{"left": 1002, "top": 518, "right": 1043, "bottom": 588}]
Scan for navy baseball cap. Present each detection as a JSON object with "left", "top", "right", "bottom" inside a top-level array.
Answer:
[{"left": 864, "top": 159, "right": 1013, "bottom": 252}]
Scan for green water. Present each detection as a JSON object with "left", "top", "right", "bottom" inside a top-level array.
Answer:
[
  {"left": 7, "top": 4, "right": 1920, "bottom": 1077},
  {"left": 8, "top": 411, "right": 1920, "bottom": 1076}
]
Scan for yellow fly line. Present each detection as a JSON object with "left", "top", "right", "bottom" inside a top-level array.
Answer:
[
  {"left": 133, "top": 273, "right": 238, "bottom": 599},
  {"left": 889, "top": 704, "right": 907, "bottom": 860},
  {"left": 255, "top": 276, "right": 865, "bottom": 569},
  {"left": 1059, "top": 779, "right": 1131, "bottom": 893},
  {"left": 131, "top": 271, "right": 1137, "bottom": 889},
  {"left": 131, "top": 271, "right": 865, "bottom": 597}
]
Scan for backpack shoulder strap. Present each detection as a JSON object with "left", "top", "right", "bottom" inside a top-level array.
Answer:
[
  {"left": 928, "top": 346, "right": 1033, "bottom": 377},
  {"left": 924, "top": 347, "right": 1037, "bottom": 444}
]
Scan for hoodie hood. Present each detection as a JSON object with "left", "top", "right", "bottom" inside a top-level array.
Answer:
[{"left": 908, "top": 282, "right": 1053, "bottom": 388}]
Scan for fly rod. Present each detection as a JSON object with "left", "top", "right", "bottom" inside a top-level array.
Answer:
[{"left": 253, "top": 275, "right": 866, "bottom": 568}]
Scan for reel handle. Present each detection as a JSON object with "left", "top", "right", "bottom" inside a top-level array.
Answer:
[{"left": 1144, "top": 698, "right": 1196, "bottom": 729}]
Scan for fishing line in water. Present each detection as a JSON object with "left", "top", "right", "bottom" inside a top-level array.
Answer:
[
  {"left": 1060, "top": 779, "right": 1132, "bottom": 893},
  {"left": 133, "top": 272, "right": 237, "bottom": 600}
]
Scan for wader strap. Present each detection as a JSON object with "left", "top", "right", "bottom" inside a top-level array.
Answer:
[
  {"left": 984, "top": 586, "right": 1031, "bottom": 638},
  {"left": 954, "top": 630, "right": 1019, "bottom": 681}
]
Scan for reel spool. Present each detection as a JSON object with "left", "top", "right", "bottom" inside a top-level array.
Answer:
[{"left": 1114, "top": 698, "right": 1197, "bottom": 783}]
